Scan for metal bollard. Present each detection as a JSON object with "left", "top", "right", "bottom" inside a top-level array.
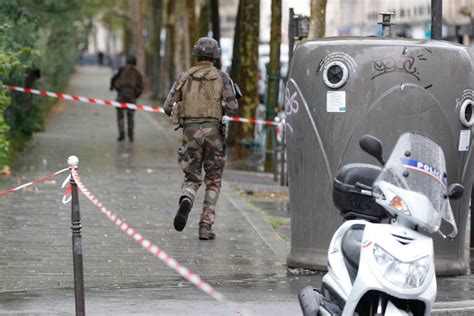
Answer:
[
  {"left": 280, "top": 122, "right": 287, "bottom": 186},
  {"left": 272, "top": 126, "right": 278, "bottom": 182},
  {"left": 68, "top": 156, "right": 85, "bottom": 315},
  {"left": 471, "top": 186, "right": 473, "bottom": 248}
]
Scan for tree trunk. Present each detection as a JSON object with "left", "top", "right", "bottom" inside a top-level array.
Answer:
[
  {"left": 228, "top": 0, "right": 260, "bottom": 147},
  {"left": 199, "top": 0, "right": 211, "bottom": 37},
  {"left": 152, "top": 0, "right": 163, "bottom": 99},
  {"left": 230, "top": 1, "right": 243, "bottom": 82},
  {"left": 176, "top": 1, "right": 189, "bottom": 73},
  {"left": 131, "top": 0, "right": 146, "bottom": 75},
  {"left": 309, "top": 0, "right": 327, "bottom": 38},
  {"left": 123, "top": 21, "right": 132, "bottom": 58},
  {"left": 186, "top": 0, "right": 198, "bottom": 66},
  {"left": 264, "top": 0, "right": 282, "bottom": 171},
  {"left": 160, "top": 0, "right": 176, "bottom": 99},
  {"left": 210, "top": 0, "right": 221, "bottom": 69}
]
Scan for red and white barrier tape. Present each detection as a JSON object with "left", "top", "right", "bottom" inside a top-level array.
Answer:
[
  {"left": 61, "top": 174, "right": 72, "bottom": 204},
  {"left": 0, "top": 167, "right": 69, "bottom": 196},
  {"left": 6, "top": 85, "right": 280, "bottom": 126},
  {"left": 223, "top": 115, "right": 279, "bottom": 126},
  {"left": 69, "top": 169, "right": 234, "bottom": 304},
  {"left": 6, "top": 85, "right": 165, "bottom": 114}
]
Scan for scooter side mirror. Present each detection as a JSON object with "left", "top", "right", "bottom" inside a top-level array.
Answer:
[
  {"left": 448, "top": 183, "right": 464, "bottom": 200},
  {"left": 359, "top": 135, "right": 385, "bottom": 165}
]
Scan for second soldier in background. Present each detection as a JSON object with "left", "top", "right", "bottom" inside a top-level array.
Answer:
[
  {"left": 163, "top": 37, "right": 238, "bottom": 240},
  {"left": 110, "top": 55, "right": 144, "bottom": 142}
]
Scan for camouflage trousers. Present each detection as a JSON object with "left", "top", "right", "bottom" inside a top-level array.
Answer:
[
  {"left": 178, "top": 122, "right": 226, "bottom": 227},
  {"left": 116, "top": 108, "right": 135, "bottom": 138}
]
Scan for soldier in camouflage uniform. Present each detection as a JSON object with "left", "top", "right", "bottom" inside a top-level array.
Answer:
[
  {"left": 110, "top": 55, "right": 144, "bottom": 142},
  {"left": 163, "top": 37, "right": 238, "bottom": 240}
]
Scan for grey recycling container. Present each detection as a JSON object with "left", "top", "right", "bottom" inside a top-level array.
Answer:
[{"left": 286, "top": 37, "right": 474, "bottom": 276}]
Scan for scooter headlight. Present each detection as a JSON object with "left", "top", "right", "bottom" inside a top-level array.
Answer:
[{"left": 373, "top": 244, "right": 430, "bottom": 288}]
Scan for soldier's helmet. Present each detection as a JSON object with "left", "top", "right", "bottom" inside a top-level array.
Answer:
[{"left": 192, "top": 37, "right": 221, "bottom": 60}]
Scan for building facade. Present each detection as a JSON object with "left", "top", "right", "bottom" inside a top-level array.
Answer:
[{"left": 339, "top": 0, "right": 473, "bottom": 44}]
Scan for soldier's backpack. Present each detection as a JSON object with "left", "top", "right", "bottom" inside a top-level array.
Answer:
[
  {"left": 181, "top": 65, "right": 224, "bottom": 120},
  {"left": 114, "top": 65, "right": 141, "bottom": 99}
]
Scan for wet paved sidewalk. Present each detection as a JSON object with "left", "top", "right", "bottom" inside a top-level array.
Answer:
[
  {"left": 0, "top": 66, "right": 319, "bottom": 315},
  {"left": 0, "top": 66, "right": 473, "bottom": 315}
]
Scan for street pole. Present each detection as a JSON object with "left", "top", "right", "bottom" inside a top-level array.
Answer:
[
  {"left": 431, "top": 0, "right": 442, "bottom": 40},
  {"left": 288, "top": 8, "right": 295, "bottom": 66},
  {"left": 272, "top": 127, "right": 278, "bottom": 181},
  {"left": 211, "top": 0, "right": 221, "bottom": 69},
  {"left": 69, "top": 156, "right": 85, "bottom": 315}
]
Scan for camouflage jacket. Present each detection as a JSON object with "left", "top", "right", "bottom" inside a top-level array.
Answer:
[{"left": 163, "top": 62, "right": 238, "bottom": 121}]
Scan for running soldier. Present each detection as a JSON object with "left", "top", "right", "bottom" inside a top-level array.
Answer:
[
  {"left": 110, "top": 55, "right": 144, "bottom": 142},
  {"left": 163, "top": 37, "right": 238, "bottom": 240}
]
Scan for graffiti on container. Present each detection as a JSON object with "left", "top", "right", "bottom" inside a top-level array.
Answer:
[
  {"left": 371, "top": 55, "right": 424, "bottom": 81},
  {"left": 284, "top": 87, "right": 298, "bottom": 133},
  {"left": 285, "top": 87, "right": 299, "bottom": 115}
]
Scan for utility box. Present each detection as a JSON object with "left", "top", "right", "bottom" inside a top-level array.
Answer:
[{"left": 286, "top": 37, "right": 474, "bottom": 276}]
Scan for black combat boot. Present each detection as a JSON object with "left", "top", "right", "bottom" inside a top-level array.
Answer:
[
  {"left": 117, "top": 133, "right": 125, "bottom": 141},
  {"left": 199, "top": 223, "right": 215, "bottom": 240},
  {"left": 173, "top": 197, "right": 192, "bottom": 231}
]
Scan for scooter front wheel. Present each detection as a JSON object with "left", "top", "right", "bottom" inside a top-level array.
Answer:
[
  {"left": 366, "top": 294, "right": 415, "bottom": 316},
  {"left": 298, "top": 286, "right": 321, "bottom": 316}
]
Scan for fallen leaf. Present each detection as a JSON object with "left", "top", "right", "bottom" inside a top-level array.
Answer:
[{"left": 1, "top": 165, "right": 11, "bottom": 178}]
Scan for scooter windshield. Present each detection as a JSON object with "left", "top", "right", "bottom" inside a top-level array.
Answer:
[{"left": 373, "top": 132, "right": 457, "bottom": 237}]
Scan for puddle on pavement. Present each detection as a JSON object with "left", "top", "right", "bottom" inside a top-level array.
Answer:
[{"left": 0, "top": 290, "right": 43, "bottom": 304}]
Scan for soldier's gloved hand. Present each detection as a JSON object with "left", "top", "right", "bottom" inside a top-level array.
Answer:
[{"left": 164, "top": 108, "right": 171, "bottom": 117}]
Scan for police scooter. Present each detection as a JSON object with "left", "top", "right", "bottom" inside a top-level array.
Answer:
[{"left": 298, "top": 132, "right": 464, "bottom": 316}]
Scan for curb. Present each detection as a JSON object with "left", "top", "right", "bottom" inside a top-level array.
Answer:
[
  {"left": 222, "top": 181, "right": 290, "bottom": 265},
  {"left": 432, "top": 301, "right": 474, "bottom": 315}
]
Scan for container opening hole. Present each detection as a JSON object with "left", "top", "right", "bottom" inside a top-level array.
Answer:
[
  {"left": 328, "top": 65, "right": 344, "bottom": 84},
  {"left": 465, "top": 102, "right": 472, "bottom": 123}
]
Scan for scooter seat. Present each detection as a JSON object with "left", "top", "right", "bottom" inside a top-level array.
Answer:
[{"left": 341, "top": 223, "right": 365, "bottom": 283}]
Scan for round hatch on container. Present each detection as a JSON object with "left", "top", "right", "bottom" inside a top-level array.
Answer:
[
  {"left": 323, "top": 61, "right": 349, "bottom": 89},
  {"left": 460, "top": 99, "right": 474, "bottom": 127}
]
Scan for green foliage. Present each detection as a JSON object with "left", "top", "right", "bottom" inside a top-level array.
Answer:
[{"left": 0, "top": 0, "right": 100, "bottom": 166}]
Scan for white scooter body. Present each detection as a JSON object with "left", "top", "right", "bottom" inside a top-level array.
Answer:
[
  {"left": 298, "top": 133, "right": 461, "bottom": 316},
  {"left": 321, "top": 220, "right": 436, "bottom": 315}
]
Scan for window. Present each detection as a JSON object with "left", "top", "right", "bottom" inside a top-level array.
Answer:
[
  {"left": 419, "top": 5, "right": 424, "bottom": 16},
  {"left": 400, "top": 8, "right": 405, "bottom": 17}
]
